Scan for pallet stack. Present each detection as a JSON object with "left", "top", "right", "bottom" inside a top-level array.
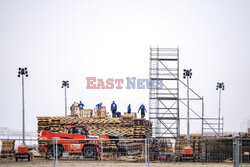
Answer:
[
  {"left": 239, "top": 132, "right": 250, "bottom": 163},
  {"left": 174, "top": 134, "right": 235, "bottom": 162},
  {"left": 70, "top": 102, "right": 108, "bottom": 118},
  {"left": 37, "top": 116, "right": 152, "bottom": 161},
  {"left": 123, "top": 112, "right": 137, "bottom": 119},
  {"left": 0, "top": 140, "right": 15, "bottom": 158}
]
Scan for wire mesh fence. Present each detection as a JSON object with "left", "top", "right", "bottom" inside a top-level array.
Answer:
[{"left": 0, "top": 137, "right": 250, "bottom": 166}]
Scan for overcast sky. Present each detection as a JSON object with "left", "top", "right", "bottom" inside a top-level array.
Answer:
[{"left": 0, "top": 0, "right": 249, "bottom": 134}]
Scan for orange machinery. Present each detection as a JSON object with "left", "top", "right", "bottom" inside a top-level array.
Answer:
[
  {"left": 15, "top": 145, "right": 31, "bottom": 161},
  {"left": 180, "top": 145, "right": 196, "bottom": 161},
  {"left": 40, "top": 126, "right": 115, "bottom": 159}
]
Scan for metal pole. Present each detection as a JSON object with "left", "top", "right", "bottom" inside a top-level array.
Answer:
[
  {"left": 144, "top": 139, "right": 148, "bottom": 167},
  {"left": 187, "top": 76, "right": 190, "bottom": 146},
  {"left": 101, "top": 140, "right": 103, "bottom": 167},
  {"left": 53, "top": 139, "right": 55, "bottom": 167},
  {"left": 177, "top": 48, "right": 180, "bottom": 138},
  {"left": 222, "top": 116, "right": 224, "bottom": 135},
  {"left": 201, "top": 97, "right": 204, "bottom": 136},
  {"left": 64, "top": 86, "right": 67, "bottom": 116},
  {"left": 233, "top": 138, "right": 240, "bottom": 167},
  {"left": 218, "top": 88, "right": 221, "bottom": 136},
  {"left": 22, "top": 75, "right": 25, "bottom": 145},
  {"left": 56, "top": 138, "right": 58, "bottom": 167}
]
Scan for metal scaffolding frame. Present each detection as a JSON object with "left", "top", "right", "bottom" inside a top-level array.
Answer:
[
  {"left": 149, "top": 48, "right": 180, "bottom": 138},
  {"left": 149, "top": 47, "right": 223, "bottom": 139}
]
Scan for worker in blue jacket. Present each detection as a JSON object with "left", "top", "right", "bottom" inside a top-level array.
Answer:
[
  {"left": 127, "top": 104, "right": 131, "bottom": 114},
  {"left": 111, "top": 101, "right": 117, "bottom": 118},
  {"left": 116, "top": 111, "right": 121, "bottom": 117},
  {"left": 96, "top": 102, "right": 102, "bottom": 108},
  {"left": 78, "top": 101, "right": 84, "bottom": 110},
  {"left": 138, "top": 104, "right": 147, "bottom": 118}
]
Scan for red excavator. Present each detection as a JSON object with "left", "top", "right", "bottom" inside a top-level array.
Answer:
[{"left": 40, "top": 125, "right": 118, "bottom": 159}]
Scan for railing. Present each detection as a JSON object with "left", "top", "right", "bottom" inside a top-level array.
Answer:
[{"left": 0, "top": 137, "right": 249, "bottom": 167}]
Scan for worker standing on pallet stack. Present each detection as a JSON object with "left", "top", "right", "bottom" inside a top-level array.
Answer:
[
  {"left": 127, "top": 104, "right": 131, "bottom": 114},
  {"left": 111, "top": 101, "right": 117, "bottom": 118},
  {"left": 138, "top": 104, "right": 147, "bottom": 118},
  {"left": 96, "top": 102, "right": 102, "bottom": 117},
  {"left": 78, "top": 101, "right": 84, "bottom": 110}
]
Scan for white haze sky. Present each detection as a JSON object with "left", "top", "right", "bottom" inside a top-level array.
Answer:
[{"left": 0, "top": 0, "right": 250, "bottom": 134}]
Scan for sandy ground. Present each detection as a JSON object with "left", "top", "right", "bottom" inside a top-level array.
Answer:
[{"left": 1, "top": 160, "right": 250, "bottom": 167}]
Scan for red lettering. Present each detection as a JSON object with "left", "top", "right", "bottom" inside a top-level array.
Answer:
[
  {"left": 115, "top": 79, "right": 124, "bottom": 89},
  {"left": 106, "top": 78, "right": 114, "bottom": 89},
  {"left": 97, "top": 79, "right": 106, "bottom": 89},
  {"left": 86, "top": 77, "right": 97, "bottom": 89}
]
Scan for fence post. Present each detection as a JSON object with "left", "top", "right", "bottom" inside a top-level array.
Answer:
[
  {"left": 144, "top": 139, "right": 149, "bottom": 167},
  {"left": 101, "top": 140, "right": 103, "bottom": 167},
  {"left": 53, "top": 139, "right": 55, "bottom": 167},
  {"left": 233, "top": 138, "right": 240, "bottom": 167},
  {"left": 56, "top": 138, "right": 58, "bottom": 167}
]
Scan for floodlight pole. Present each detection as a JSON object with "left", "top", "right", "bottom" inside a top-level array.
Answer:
[
  {"left": 183, "top": 69, "right": 192, "bottom": 147},
  {"left": 218, "top": 86, "right": 222, "bottom": 136},
  {"left": 64, "top": 86, "right": 67, "bottom": 116},
  {"left": 186, "top": 74, "right": 190, "bottom": 146},
  {"left": 18, "top": 68, "right": 28, "bottom": 145},
  {"left": 216, "top": 82, "right": 224, "bottom": 136},
  {"left": 62, "top": 81, "right": 69, "bottom": 116},
  {"left": 21, "top": 74, "right": 25, "bottom": 145}
]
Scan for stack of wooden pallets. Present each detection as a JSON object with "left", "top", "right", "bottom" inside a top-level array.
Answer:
[
  {"left": 174, "top": 134, "right": 236, "bottom": 162},
  {"left": 70, "top": 102, "right": 108, "bottom": 118},
  {"left": 37, "top": 116, "right": 152, "bottom": 161},
  {"left": 123, "top": 112, "right": 137, "bottom": 119},
  {"left": 0, "top": 140, "right": 15, "bottom": 158}
]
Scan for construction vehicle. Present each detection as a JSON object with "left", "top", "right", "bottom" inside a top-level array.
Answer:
[
  {"left": 15, "top": 145, "right": 31, "bottom": 161},
  {"left": 180, "top": 146, "right": 197, "bottom": 161},
  {"left": 40, "top": 125, "right": 118, "bottom": 159}
]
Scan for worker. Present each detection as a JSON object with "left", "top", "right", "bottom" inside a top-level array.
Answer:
[
  {"left": 116, "top": 111, "right": 121, "bottom": 117},
  {"left": 138, "top": 104, "right": 147, "bottom": 118},
  {"left": 96, "top": 102, "right": 102, "bottom": 117},
  {"left": 78, "top": 101, "right": 84, "bottom": 110},
  {"left": 96, "top": 102, "right": 102, "bottom": 108},
  {"left": 127, "top": 104, "right": 131, "bottom": 114},
  {"left": 111, "top": 101, "right": 117, "bottom": 118}
]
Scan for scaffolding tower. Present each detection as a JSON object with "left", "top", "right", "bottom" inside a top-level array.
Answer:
[
  {"left": 149, "top": 48, "right": 180, "bottom": 138},
  {"left": 149, "top": 47, "right": 223, "bottom": 139}
]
